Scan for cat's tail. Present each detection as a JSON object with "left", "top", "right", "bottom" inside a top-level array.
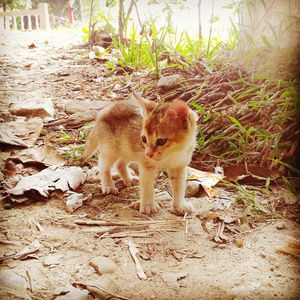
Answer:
[{"left": 80, "top": 127, "right": 99, "bottom": 163}]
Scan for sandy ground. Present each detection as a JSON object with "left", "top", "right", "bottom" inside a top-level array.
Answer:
[{"left": 0, "top": 29, "right": 299, "bottom": 300}]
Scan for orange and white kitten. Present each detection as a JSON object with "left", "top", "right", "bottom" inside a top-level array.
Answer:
[{"left": 81, "top": 93, "right": 198, "bottom": 215}]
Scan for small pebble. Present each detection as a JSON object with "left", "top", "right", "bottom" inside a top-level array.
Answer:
[{"left": 89, "top": 256, "right": 117, "bottom": 275}]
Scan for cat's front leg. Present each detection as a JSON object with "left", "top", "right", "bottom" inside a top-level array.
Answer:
[
  {"left": 139, "top": 164, "right": 157, "bottom": 214},
  {"left": 168, "top": 166, "right": 192, "bottom": 215}
]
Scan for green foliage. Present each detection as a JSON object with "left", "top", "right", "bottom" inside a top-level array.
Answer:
[
  {"left": 222, "top": 180, "right": 271, "bottom": 217},
  {"left": 78, "top": 121, "right": 94, "bottom": 142},
  {"left": 82, "top": 26, "right": 89, "bottom": 41},
  {"left": 111, "top": 17, "right": 228, "bottom": 76},
  {"left": 0, "top": 0, "right": 31, "bottom": 10},
  {"left": 58, "top": 132, "right": 74, "bottom": 144},
  {"left": 61, "top": 145, "right": 85, "bottom": 160},
  {"left": 112, "top": 16, "right": 172, "bottom": 76}
]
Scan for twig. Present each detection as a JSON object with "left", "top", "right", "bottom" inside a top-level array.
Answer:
[
  {"left": 33, "top": 220, "right": 44, "bottom": 232},
  {"left": 102, "top": 232, "right": 154, "bottom": 239},
  {"left": 88, "top": 0, "right": 95, "bottom": 42},
  {"left": 0, "top": 88, "right": 33, "bottom": 92},
  {"left": 26, "top": 270, "right": 33, "bottom": 293},
  {"left": 74, "top": 219, "right": 184, "bottom": 227},
  {"left": 94, "top": 225, "right": 149, "bottom": 237},
  {"left": 183, "top": 213, "right": 188, "bottom": 234},
  {"left": 125, "top": 239, "right": 147, "bottom": 280}
]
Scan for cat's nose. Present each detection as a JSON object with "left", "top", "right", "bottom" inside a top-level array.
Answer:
[{"left": 145, "top": 148, "right": 154, "bottom": 158}]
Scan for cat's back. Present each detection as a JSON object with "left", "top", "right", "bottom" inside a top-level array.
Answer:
[
  {"left": 94, "top": 100, "right": 143, "bottom": 157},
  {"left": 96, "top": 100, "right": 142, "bottom": 133}
]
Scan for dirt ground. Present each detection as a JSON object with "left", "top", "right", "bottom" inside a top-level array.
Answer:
[{"left": 0, "top": 29, "right": 299, "bottom": 300}]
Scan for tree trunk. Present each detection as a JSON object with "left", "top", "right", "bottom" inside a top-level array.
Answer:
[
  {"left": 118, "top": 0, "right": 125, "bottom": 41},
  {"left": 78, "top": 0, "right": 84, "bottom": 22},
  {"left": 123, "top": 0, "right": 135, "bottom": 34},
  {"left": 88, "top": 0, "right": 95, "bottom": 43},
  {"left": 197, "top": 0, "right": 202, "bottom": 40}
]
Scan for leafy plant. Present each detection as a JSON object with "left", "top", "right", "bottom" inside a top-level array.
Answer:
[{"left": 58, "top": 132, "right": 74, "bottom": 144}]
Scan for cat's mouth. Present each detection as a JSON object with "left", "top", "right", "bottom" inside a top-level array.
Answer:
[{"left": 145, "top": 152, "right": 163, "bottom": 161}]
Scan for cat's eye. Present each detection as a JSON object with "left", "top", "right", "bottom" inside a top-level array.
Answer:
[
  {"left": 141, "top": 135, "right": 147, "bottom": 143},
  {"left": 156, "top": 138, "right": 167, "bottom": 146}
]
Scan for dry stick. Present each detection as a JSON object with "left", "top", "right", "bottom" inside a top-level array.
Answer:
[
  {"left": 163, "top": 92, "right": 185, "bottom": 102},
  {"left": 123, "top": 0, "right": 136, "bottom": 34},
  {"left": 26, "top": 270, "right": 33, "bottom": 293},
  {"left": 93, "top": 225, "right": 149, "bottom": 238},
  {"left": 33, "top": 220, "right": 44, "bottom": 232},
  {"left": 0, "top": 88, "right": 33, "bottom": 92},
  {"left": 103, "top": 232, "right": 154, "bottom": 239},
  {"left": 74, "top": 219, "right": 184, "bottom": 226},
  {"left": 91, "top": 226, "right": 180, "bottom": 239},
  {"left": 126, "top": 239, "right": 147, "bottom": 280},
  {"left": 88, "top": 0, "right": 95, "bottom": 42}
]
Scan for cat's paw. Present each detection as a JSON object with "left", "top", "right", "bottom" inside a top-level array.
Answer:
[
  {"left": 102, "top": 185, "right": 119, "bottom": 195},
  {"left": 140, "top": 203, "right": 158, "bottom": 215},
  {"left": 130, "top": 201, "right": 158, "bottom": 215},
  {"left": 125, "top": 175, "right": 139, "bottom": 187},
  {"left": 171, "top": 201, "right": 193, "bottom": 216}
]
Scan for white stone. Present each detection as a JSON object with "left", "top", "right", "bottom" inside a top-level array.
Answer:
[{"left": 89, "top": 256, "right": 117, "bottom": 275}]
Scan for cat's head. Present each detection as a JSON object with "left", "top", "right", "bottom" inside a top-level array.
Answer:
[{"left": 132, "top": 93, "right": 198, "bottom": 161}]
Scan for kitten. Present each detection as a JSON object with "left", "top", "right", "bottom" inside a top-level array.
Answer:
[{"left": 81, "top": 93, "right": 198, "bottom": 215}]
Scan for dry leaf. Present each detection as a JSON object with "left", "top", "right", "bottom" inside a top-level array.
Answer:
[
  {"left": 0, "top": 117, "right": 43, "bottom": 147},
  {"left": 6, "top": 166, "right": 86, "bottom": 198},
  {"left": 214, "top": 222, "right": 229, "bottom": 243},
  {"left": 28, "top": 43, "right": 37, "bottom": 49},
  {"left": 4, "top": 160, "right": 19, "bottom": 177},
  {"left": 65, "top": 192, "right": 91, "bottom": 212},
  {"left": 73, "top": 282, "right": 128, "bottom": 300},
  {"left": 157, "top": 74, "right": 182, "bottom": 89},
  {"left": 9, "top": 99, "right": 55, "bottom": 118},
  {"left": 0, "top": 240, "right": 40, "bottom": 262},
  {"left": 187, "top": 167, "right": 223, "bottom": 198},
  {"left": 53, "top": 284, "right": 91, "bottom": 299},
  {"left": 10, "top": 145, "right": 65, "bottom": 166},
  {"left": 45, "top": 111, "right": 96, "bottom": 129},
  {"left": 161, "top": 272, "right": 188, "bottom": 290},
  {"left": 224, "top": 164, "right": 280, "bottom": 183},
  {"left": 56, "top": 99, "right": 109, "bottom": 115}
]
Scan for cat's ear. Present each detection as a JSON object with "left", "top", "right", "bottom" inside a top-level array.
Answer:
[
  {"left": 167, "top": 99, "right": 190, "bottom": 125},
  {"left": 131, "top": 92, "right": 156, "bottom": 116}
]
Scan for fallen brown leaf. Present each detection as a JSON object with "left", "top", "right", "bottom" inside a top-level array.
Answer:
[
  {"left": 9, "top": 99, "right": 55, "bottom": 118},
  {"left": 6, "top": 166, "right": 86, "bottom": 199},
  {"left": 0, "top": 240, "right": 40, "bottom": 262},
  {"left": 161, "top": 272, "right": 188, "bottom": 290},
  {"left": 9, "top": 145, "right": 65, "bottom": 167},
  {"left": 0, "top": 117, "right": 43, "bottom": 147}
]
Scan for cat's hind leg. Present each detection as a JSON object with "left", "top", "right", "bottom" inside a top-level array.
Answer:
[
  {"left": 98, "top": 152, "right": 118, "bottom": 195},
  {"left": 116, "top": 158, "right": 138, "bottom": 187}
]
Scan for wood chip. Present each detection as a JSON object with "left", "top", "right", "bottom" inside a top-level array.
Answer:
[{"left": 125, "top": 239, "right": 147, "bottom": 280}]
